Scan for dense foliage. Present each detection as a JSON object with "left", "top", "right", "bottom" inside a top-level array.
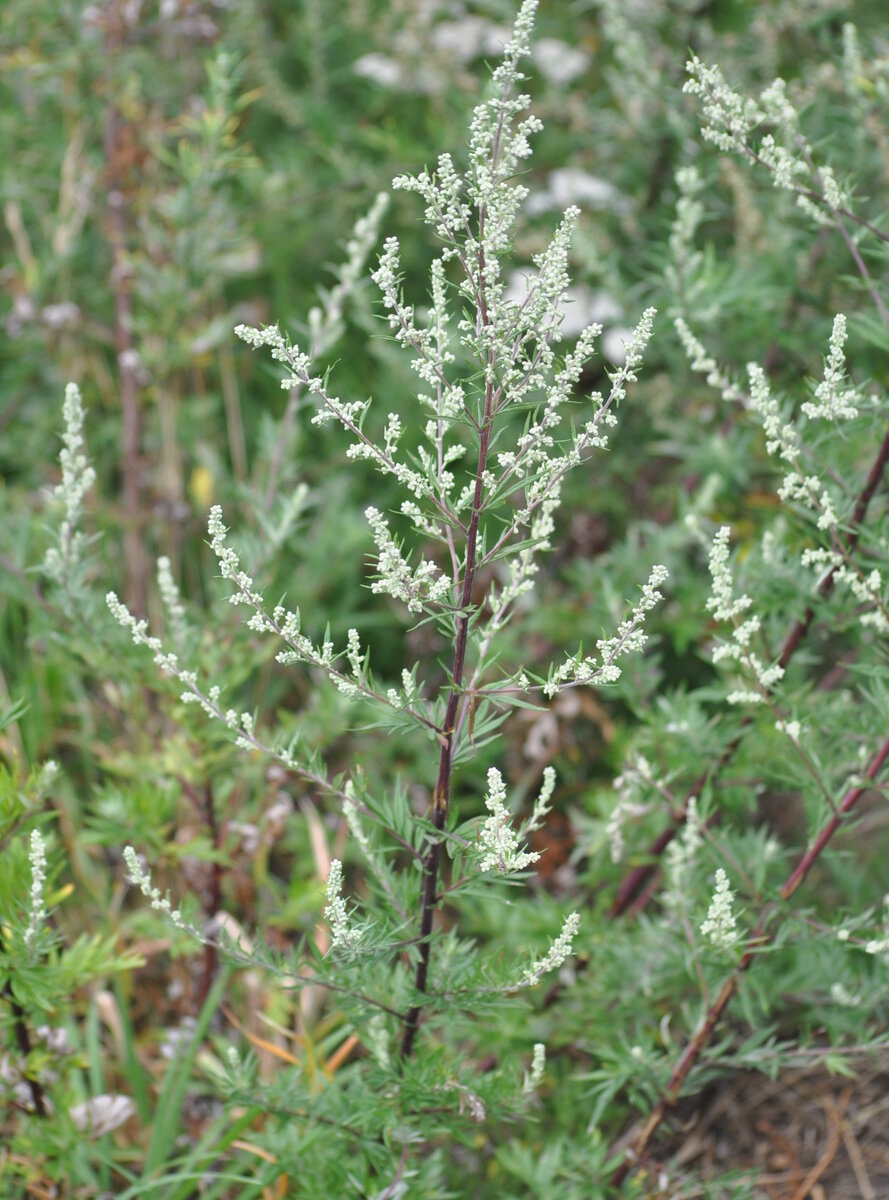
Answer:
[{"left": 3, "top": 1, "right": 889, "bottom": 1196}]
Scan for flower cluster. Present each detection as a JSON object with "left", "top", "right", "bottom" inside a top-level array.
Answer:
[
  {"left": 674, "top": 318, "right": 744, "bottom": 405},
  {"left": 122, "top": 846, "right": 186, "bottom": 929},
  {"left": 156, "top": 556, "right": 186, "bottom": 647},
  {"left": 545, "top": 563, "right": 668, "bottom": 696},
  {"left": 706, "top": 526, "right": 783, "bottom": 705},
  {"left": 106, "top": 589, "right": 301, "bottom": 769},
  {"left": 518, "top": 911, "right": 581, "bottom": 988},
  {"left": 700, "top": 868, "right": 739, "bottom": 950},
  {"left": 679, "top": 317, "right": 857, "bottom": 536},
  {"left": 24, "top": 829, "right": 47, "bottom": 949},
  {"left": 522, "top": 1042, "right": 546, "bottom": 1094},
  {"left": 667, "top": 165, "right": 705, "bottom": 300},
  {"left": 324, "top": 860, "right": 362, "bottom": 952},
  {"left": 607, "top": 754, "right": 656, "bottom": 864},
  {"left": 801, "top": 548, "right": 888, "bottom": 633},
  {"left": 801, "top": 314, "right": 859, "bottom": 422},
  {"left": 746, "top": 363, "right": 840, "bottom": 530},
  {"left": 684, "top": 57, "right": 851, "bottom": 225},
  {"left": 477, "top": 767, "right": 541, "bottom": 875},
  {"left": 308, "top": 192, "right": 389, "bottom": 355},
  {"left": 664, "top": 797, "right": 703, "bottom": 911},
  {"left": 43, "top": 382, "right": 96, "bottom": 585},
  {"left": 365, "top": 506, "right": 451, "bottom": 614},
  {"left": 683, "top": 57, "right": 762, "bottom": 153}
]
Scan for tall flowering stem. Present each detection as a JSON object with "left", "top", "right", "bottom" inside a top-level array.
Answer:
[
  {"left": 107, "top": 0, "right": 664, "bottom": 1076},
  {"left": 399, "top": 212, "right": 500, "bottom": 1059},
  {"left": 396, "top": 0, "right": 612, "bottom": 1057}
]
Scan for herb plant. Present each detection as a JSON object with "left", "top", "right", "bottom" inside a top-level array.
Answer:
[{"left": 4, "top": 2, "right": 889, "bottom": 1197}]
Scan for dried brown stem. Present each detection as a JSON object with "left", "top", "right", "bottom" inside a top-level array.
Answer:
[{"left": 104, "top": 0, "right": 149, "bottom": 615}]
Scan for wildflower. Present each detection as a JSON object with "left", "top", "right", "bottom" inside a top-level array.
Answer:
[
  {"left": 683, "top": 56, "right": 761, "bottom": 153},
  {"left": 43, "top": 382, "right": 96, "bottom": 583},
  {"left": 522, "top": 1042, "right": 546, "bottom": 1094},
  {"left": 665, "top": 797, "right": 702, "bottom": 909},
  {"left": 36, "top": 760, "right": 60, "bottom": 794},
  {"left": 520, "top": 911, "right": 581, "bottom": 988},
  {"left": 157, "top": 556, "right": 186, "bottom": 645},
  {"left": 776, "top": 719, "right": 801, "bottom": 743},
  {"left": 478, "top": 768, "right": 540, "bottom": 874},
  {"left": 24, "top": 830, "right": 47, "bottom": 948},
  {"left": 706, "top": 527, "right": 783, "bottom": 703},
  {"left": 324, "top": 859, "right": 361, "bottom": 952},
  {"left": 123, "top": 846, "right": 186, "bottom": 928},
  {"left": 802, "top": 315, "right": 859, "bottom": 421},
  {"left": 700, "top": 868, "right": 739, "bottom": 950},
  {"left": 546, "top": 561, "right": 668, "bottom": 695},
  {"left": 607, "top": 755, "right": 653, "bottom": 864},
  {"left": 365, "top": 507, "right": 451, "bottom": 613}
]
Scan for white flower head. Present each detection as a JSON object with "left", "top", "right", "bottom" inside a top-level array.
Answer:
[
  {"left": 324, "top": 859, "right": 362, "bottom": 952},
  {"left": 123, "top": 846, "right": 186, "bottom": 928},
  {"left": 24, "top": 829, "right": 47, "bottom": 948},
  {"left": 522, "top": 1042, "right": 546, "bottom": 1094},
  {"left": 478, "top": 768, "right": 541, "bottom": 874},
  {"left": 665, "top": 797, "right": 702, "bottom": 909},
  {"left": 519, "top": 911, "right": 580, "bottom": 988},
  {"left": 43, "top": 382, "right": 96, "bottom": 583},
  {"left": 700, "top": 868, "right": 739, "bottom": 950},
  {"left": 801, "top": 314, "right": 859, "bottom": 422},
  {"left": 157, "top": 556, "right": 186, "bottom": 645}
]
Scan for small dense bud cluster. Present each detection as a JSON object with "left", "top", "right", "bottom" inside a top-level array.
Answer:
[
  {"left": 43, "top": 383, "right": 96, "bottom": 585},
  {"left": 706, "top": 527, "right": 783, "bottom": 705}
]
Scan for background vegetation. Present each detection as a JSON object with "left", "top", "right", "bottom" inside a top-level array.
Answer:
[{"left": 3, "top": 0, "right": 889, "bottom": 1196}]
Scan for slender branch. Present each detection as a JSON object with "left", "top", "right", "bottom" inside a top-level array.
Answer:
[
  {"left": 609, "top": 728, "right": 889, "bottom": 1187},
  {"left": 400, "top": 330, "right": 496, "bottom": 1058},
  {"left": 190, "top": 780, "right": 222, "bottom": 1010},
  {"left": 149, "top": 658, "right": 425, "bottom": 863},
  {"left": 400, "top": 79, "right": 514, "bottom": 1053},
  {"left": 212, "top": 933, "right": 409, "bottom": 1021}
]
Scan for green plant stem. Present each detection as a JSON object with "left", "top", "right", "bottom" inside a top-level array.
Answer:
[
  {"left": 400, "top": 382, "right": 495, "bottom": 1058},
  {"left": 400, "top": 222, "right": 498, "bottom": 1057}
]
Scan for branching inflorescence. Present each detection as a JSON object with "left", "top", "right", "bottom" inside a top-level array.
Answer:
[{"left": 106, "top": 0, "right": 665, "bottom": 1078}]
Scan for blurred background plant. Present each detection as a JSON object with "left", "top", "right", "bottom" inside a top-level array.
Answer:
[{"left": 3, "top": 0, "right": 889, "bottom": 1196}]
